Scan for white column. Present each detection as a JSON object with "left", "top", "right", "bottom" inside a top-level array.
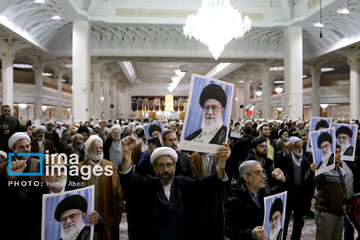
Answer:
[
  {"left": 235, "top": 85, "right": 243, "bottom": 120},
  {"left": 243, "top": 79, "right": 250, "bottom": 119},
  {"left": 311, "top": 66, "right": 321, "bottom": 117},
  {"left": 0, "top": 49, "right": 15, "bottom": 109},
  {"left": 111, "top": 80, "right": 117, "bottom": 120},
  {"left": 253, "top": 83, "right": 257, "bottom": 119},
  {"left": 103, "top": 73, "right": 111, "bottom": 119},
  {"left": 72, "top": 20, "right": 91, "bottom": 122},
  {"left": 347, "top": 54, "right": 360, "bottom": 119},
  {"left": 283, "top": 26, "right": 303, "bottom": 120},
  {"left": 55, "top": 72, "right": 63, "bottom": 121},
  {"left": 261, "top": 65, "right": 271, "bottom": 119},
  {"left": 92, "top": 63, "right": 101, "bottom": 120},
  {"left": 34, "top": 65, "right": 43, "bottom": 120},
  {"left": 116, "top": 84, "right": 122, "bottom": 119}
]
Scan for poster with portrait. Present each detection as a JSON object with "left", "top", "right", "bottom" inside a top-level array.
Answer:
[
  {"left": 229, "top": 121, "right": 242, "bottom": 139},
  {"left": 144, "top": 120, "right": 164, "bottom": 140},
  {"left": 331, "top": 123, "right": 358, "bottom": 161},
  {"left": 306, "top": 117, "right": 332, "bottom": 152},
  {"left": 263, "top": 191, "right": 287, "bottom": 240},
  {"left": 41, "top": 186, "right": 95, "bottom": 240},
  {"left": 310, "top": 128, "right": 336, "bottom": 176},
  {"left": 179, "top": 74, "right": 234, "bottom": 153}
]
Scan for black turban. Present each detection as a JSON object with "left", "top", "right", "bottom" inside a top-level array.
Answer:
[
  {"left": 317, "top": 132, "right": 332, "bottom": 148},
  {"left": 199, "top": 84, "right": 227, "bottom": 108},
  {"left": 77, "top": 126, "right": 90, "bottom": 135},
  {"left": 55, "top": 195, "right": 87, "bottom": 221},
  {"left": 315, "top": 120, "right": 329, "bottom": 131},
  {"left": 336, "top": 126, "right": 352, "bottom": 138},
  {"left": 269, "top": 198, "right": 283, "bottom": 221},
  {"left": 149, "top": 124, "right": 162, "bottom": 136}
]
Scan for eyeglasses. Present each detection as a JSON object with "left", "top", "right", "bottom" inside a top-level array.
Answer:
[
  {"left": 203, "top": 105, "right": 222, "bottom": 112},
  {"left": 320, "top": 143, "right": 331, "bottom": 150},
  {"left": 90, "top": 146, "right": 103, "bottom": 151},
  {"left": 156, "top": 163, "right": 174, "bottom": 169},
  {"left": 60, "top": 212, "right": 82, "bottom": 223}
]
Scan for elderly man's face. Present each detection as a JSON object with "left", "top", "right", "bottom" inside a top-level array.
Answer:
[
  {"left": 89, "top": 140, "right": 103, "bottom": 162},
  {"left": 203, "top": 99, "right": 224, "bottom": 119},
  {"left": 320, "top": 141, "right": 332, "bottom": 155},
  {"left": 270, "top": 211, "right": 282, "bottom": 233},
  {"left": 293, "top": 141, "right": 303, "bottom": 157},
  {"left": 153, "top": 155, "right": 175, "bottom": 186},
  {"left": 60, "top": 209, "right": 86, "bottom": 240},
  {"left": 281, "top": 131, "right": 289, "bottom": 140},
  {"left": 151, "top": 131, "right": 162, "bottom": 140},
  {"left": 338, "top": 133, "right": 350, "bottom": 145},
  {"left": 163, "top": 132, "right": 178, "bottom": 150},
  {"left": 244, "top": 164, "right": 266, "bottom": 191},
  {"left": 35, "top": 130, "right": 45, "bottom": 141},
  {"left": 111, "top": 129, "right": 121, "bottom": 140}
]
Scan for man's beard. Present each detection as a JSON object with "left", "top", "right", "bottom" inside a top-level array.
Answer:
[
  {"left": 339, "top": 140, "right": 350, "bottom": 154},
  {"left": 200, "top": 113, "right": 223, "bottom": 136},
  {"left": 270, "top": 222, "right": 281, "bottom": 240},
  {"left": 321, "top": 151, "right": 332, "bottom": 165},
  {"left": 89, "top": 152, "right": 103, "bottom": 161},
  {"left": 46, "top": 176, "right": 67, "bottom": 191},
  {"left": 157, "top": 172, "right": 174, "bottom": 186},
  {"left": 37, "top": 137, "right": 44, "bottom": 142},
  {"left": 60, "top": 219, "right": 85, "bottom": 240},
  {"left": 293, "top": 149, "right": 303, "bottom": 158},
  {"left": 74, "top": 143, "right": 84, "bottom": 150},
  {"left": 112, "top": 136, "right": 121, "bottom": 141},
  {"left": 256, "top": 149, "right": 267, "bottom": 158}
]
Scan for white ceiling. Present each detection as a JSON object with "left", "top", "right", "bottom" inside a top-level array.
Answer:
[{"left": 0, "top": 0, "right": 359, "bottom": 89}]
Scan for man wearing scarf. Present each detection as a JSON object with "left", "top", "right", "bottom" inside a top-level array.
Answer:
[{"left": 275, "top": 136, "right": 311, "bottom": 240}]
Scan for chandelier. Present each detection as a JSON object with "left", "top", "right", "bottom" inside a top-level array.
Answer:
[{"left": 183, "top": 0, "right": 251, "bottom": 60}]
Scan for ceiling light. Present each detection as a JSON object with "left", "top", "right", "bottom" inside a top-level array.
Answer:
[
  {"left": 34, "top": 0, "right": 46, "bottom": 3},
  {"left": 275, "top": 87, "right": 283, "bottom": 94},
  {"left": 274, "top": 80, "right": 284, "bottom": 84},
  {"left": 171, "top": 76, "right": 181, "bottom": 84},
  {"left": 42, "top": 73, "right": 52, "bottom": 77},
  {"left": 183, "top": 0, "right": 251, "bottom": 60},
  {"left": 321, "top": 67, "right": 334, "bottom": 72},
  {"left": 174, "top": 70, "right": 186, "bottom": 78},
  {"left": 71, "top": 85, "right": 73, "bottom": 90},
  {"left": 18, "top": 103, "right": 27, "bottom": 110},
  {"left": 313, "top": 22, "right": 324, "bottom": 28},
  {"left": 51, "top": 15, "right": 61, "bottom": 20},
  {"left": 270, "top": 66, "right": 284, "bottom": 71},
  {"left": 65, "top": 64, "right": 72, "bottom": 68},
  {"left": 13, "top": 64, "right": 33, "bottom": 69},
  {"left": 303, "top": 75, "right": 308, "bottom": 79},
  {"left": 255, "top": 90, "right": 262, "bottom": 97},
  {"left": 61, "top": 79, "right": 66, "bottom": 82},
  {"left": 320, "top": 104, "right": 328, "bottom": 109},
  {"left": 337, "top": 8, "right": 350, "bottom": 14},
  {"left": 238, "top": 80, "right": 244, "bottom": 83},
  {"left": 42, "top": 105, "right": 48, "bottom": 112},
  {"left": 101, "top": 97, "right": 104, "bottom": 101}
]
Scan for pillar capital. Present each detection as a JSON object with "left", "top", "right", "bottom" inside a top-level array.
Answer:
[{"left": 0, "top": 50, "right": 15, "bottom": 62}]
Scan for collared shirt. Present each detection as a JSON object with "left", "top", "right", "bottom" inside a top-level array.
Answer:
[
  {"left": 248, "top": 189, "right": 261, "bottom": 209},
  {"left": 266, "top": 139, "right": 274, "bottom": 161}
]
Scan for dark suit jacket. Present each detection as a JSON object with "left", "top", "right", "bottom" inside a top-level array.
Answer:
[
  {"left": 185, "top": 125, "right": 227, "bottom": 145},
  {"left": 120, "top": 167, "right": 225, "bottom": 240},
  {"left": 344, "top": 146, "right": 354, "bottom": 156}
]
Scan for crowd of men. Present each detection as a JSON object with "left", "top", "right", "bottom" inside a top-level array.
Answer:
[{"left": 1, "top": 103, "right": 360, "bottom": 240}]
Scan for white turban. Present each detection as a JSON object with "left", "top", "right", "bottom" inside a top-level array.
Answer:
[
  {"left": 143, "top": 123, "right": 149, "bottom": 127},
  {"left": 0, "top": 150, "right": 7, "bottom": 160},
  {"left": 93, "top": 123, "right": 100, "bottom": 129},
  {"left": 290, "top": 136, "right": 302, "bottom": 144},
  {"left": 122, "top": 125, "right": 130, "bottom": 131},
  {"left": 109, "top": 124, "right": 122, "bottom": 135},
  {"left": 45, "top": 120, "right": 54, "bottom": 126},
  {"left": 8, "top": 132, "right": 31, "bottom": 149},
  {"left": 150, "top": 147, "right": 178, "bottom": 165},
  {"left": 34, "top": 125, "right": 46, "bottom": 133},
  {"left": 296, "top": 120, "right": 304, "bottom": 126},
  {"left": 84, "top": 135, "right": 103, "bottom": 153},
  {"left": 134, "top": 125, "right": 144, "bottom": 131}
]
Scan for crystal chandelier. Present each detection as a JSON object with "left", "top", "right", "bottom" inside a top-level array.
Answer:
[{"left": 183, "top": 0, "right": 251, "bottom": 60}]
